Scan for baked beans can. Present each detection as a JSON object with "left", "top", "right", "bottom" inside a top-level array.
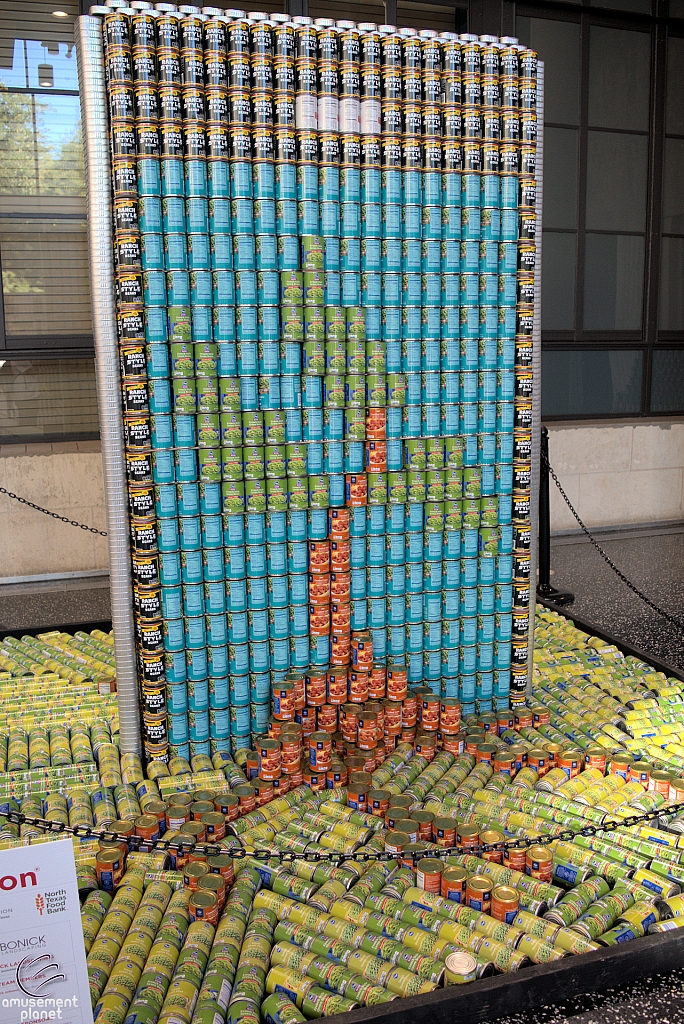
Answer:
[
  {"left": 416, "top": 858, "right": 443, "bottom": 893},
  {"left": 526, "top": 845, "right": 553, "bottom": 882},
  {"left": 466, "top": 875, "right": 493, "bottom": 914},
  {"left": 491, "top": 885, "right": 519, "bottom": 924},
  {"left": 441, "top": 866, "right": 468, "bottom": 902}
]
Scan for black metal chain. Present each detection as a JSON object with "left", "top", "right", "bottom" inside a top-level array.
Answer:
[
  {"left": 6, "top": 799, "right": 684, "bottom": 865},
  {"left": 542, "top": 453, "right": 684, "bottom": 632},
  {"left": 0, "top": 487, "right": 108, "bottom": 537}
]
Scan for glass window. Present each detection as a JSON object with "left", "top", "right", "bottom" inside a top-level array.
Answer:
[
  {"left": 584, "top": 234, "right": 644, "bottom": 330},
  {"left": 592, "top": 0, "right": 651, "bottom": 14},
  {"left": 586, "top": 131, "right": 648, "bottom": 232},
  {"left": 651, "top": 350, "right": 684, "bottom": 412},
  {"left": 662, "top": 138, "right": 684, "bottom": 234},
  {"left": 659, "top": 237, "right": 684, "bottom": 331},
  {"left": 542, "top": 349, "right": 643, "bottom": 417},
  {"left": 515, "top": 17, "right": 581, "bottom": 125},
  {"left": 543, "top": 128, "right": 578, "bottom": 230},
  {"left": 0, "top": 359, "right": 99, "bottom": 442},
  {"left": 588, "top": 26, "right": 651, "bottom": 132},
  {"left": 541, "top": 232, "right": 576, "bottom": 331},
  {"left": 665, "top": 35, "right": 684, "bottom": 136}
]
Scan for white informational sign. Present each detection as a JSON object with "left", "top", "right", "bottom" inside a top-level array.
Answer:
[{"left": 0, "top": 838, "right": 92, "bottom": 1024}]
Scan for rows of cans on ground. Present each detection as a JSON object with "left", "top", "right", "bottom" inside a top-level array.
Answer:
[{"left": 97, "top": 5, "right": 537, "bottom": 767}]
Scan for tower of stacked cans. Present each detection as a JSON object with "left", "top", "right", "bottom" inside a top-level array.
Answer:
[{"left": 98, "top": 0, "right": 538, "bottom": 765}]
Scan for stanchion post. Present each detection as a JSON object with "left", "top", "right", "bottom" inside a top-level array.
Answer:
[
  {"left": 537, "top": 426, "right": 575, "bottom": 605},
  {"left": 76, "top": 16, "right": 142, "bottom": 755}
]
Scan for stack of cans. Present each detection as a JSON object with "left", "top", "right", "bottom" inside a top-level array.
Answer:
[{"left": 96, "top": 2, "right": 539, "bottom": 765}]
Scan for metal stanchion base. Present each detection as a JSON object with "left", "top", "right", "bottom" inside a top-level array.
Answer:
[{"left": 537, "top": 583, "right": 575, "bottom": 605}]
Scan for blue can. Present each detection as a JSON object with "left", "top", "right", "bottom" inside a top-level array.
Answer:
[
  {"left": 423, "top": 206, "right": 442, "bottom": 239},
  {"left": 481, "top": 207, "right": 501, "bottom": 241},
  {"left": 162, "top": 585, "right": 182, "bottom": 619},
  {"left": 461, "top": 207, "right": 481, "bottom": 241},
  {"left": 404, "top": 205, "right": 422, "bottom": 239},
  {"left": 236, "top": 305, "right": 257, "bottom": 342}
]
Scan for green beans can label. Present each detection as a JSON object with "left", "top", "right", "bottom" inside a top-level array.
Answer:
[
  {"left": 387, "top": 374, "right": 406, "bottom": 406},
  {"left": 426, "top": 471, "right": 445, "bottom": 502},
  {"left": 345, "top": 409, "right": 366, "bottom": 440},
  {"left": 265, "top": 445, "right": 287, "bottom": 478},
  {"left": 445, "top": 501, "right": 462, "bottom": 530},
  {"left": 480, "top": 496, "right": 498, "bottom": 527},
  {"left": 445, "top": 467, "right": 463, "bottom": 500},
  {"left": 345, "top": 374, "right": 366, "bottom": 408},
  {"left": 288, "top": 476, "right": 308, "bottom": 510},
  {"left": 197, "top": 414, "right": 220, "bottom": 447},
  {"left": 242, "top": 411, "right": 264, "bottom": 445},
  {"left": 407, "top": 471, "right": 426, "bottom": 503},
  {"left": 387, "top": 472, "right": 407, "bottom": 504},
  {"left": 424, "top": 501, "right": 444, "bottom": 532},
  {"left": 286, "top": 443, "right": 307, "bottom": 477},
  {"left": 404, "top": 439, "right": 426, "bottom": 471},
  {"left": 266, "top": 478, "right": 288, "bottom": 511},
  {"left": 243, "top": 446, "right": 265, "bottom": 480},
  {"left": 346, "top": 307, "right": 366, "bottom": 341},
  {"left": 245, "top": 479, "right": 267, "bottom": 512},
  {"left": 303, "top": 340, "right": 325, "bottom": 374},
  {"left": 445, "top": 437, "right": 465, "bottom": 468},
  {"left": 463, "top": 466, "right": 481, "bottom": 498},
  {"left": 197, "top": 377, "right": 219, "bottom": 412},
  {"left": 303, "top": 272, "right": 325, "bottom": 305},
  {"left": 324, "top": 375, "right": 345, "bottom": 408},
  {"left": 282, "top": 306, "right": 304, "bottom": 340},
  {"left": 222, "top": 445, "right": 243, "bottom": 481},
  {"left": 264, "top": 410, "right": 286, "bottom": 443},
  {"left": 367, "top": 472, "right": 388, "bottom": 504},
  {"left": 222, "top": 481, "right": 245, "bottom": 514},
  {"left": 326, "top": 308, "right": 346, "bottom": 342},
  {"left": 304, "top": 309, "right": 325, "bottom": 344},
  {"left": 301, "top": 235, "right": 324, "bottom": 270},
  {"left": 309, "top": 476, "right": 330, "bottom": 508},
  {"left": 198, "top": 448, "right": 222, "bottom": 483},
  {"left": 366, "top": 374, "right": 386, "bottom": 407}
]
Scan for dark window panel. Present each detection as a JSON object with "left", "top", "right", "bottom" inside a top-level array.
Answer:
[
  {"left": 541, "top": 231, "right": 577, "bottom": 331},
  {"left": 588, "top": 26, "right": 651, "bottom": 132},
  {"left": 515, "top": 17, "right": 581, "bottom": 125},
  {"left": 665, "top": 35, "right": 684, "bottom": 136},
  {"left": 591, "top": 0, "right": 651, "bottom": 13},
  {"left": 586, "top": 131, "right": 648, "bottom": 233},
  {"left": 542, "top": 349, "right": 643, "bottom": 417},
  {"left": 662, "top": 138, "right": 684, "bottom": 234},
  {"left": 543, "top": 128, "right": 579, "bottom": 230},
  {"left": 659, "top": 236, "right": 684, "bottom": 331},
  {"left": 0, "top": 358, "right": 99, "bottom": 441},
  {"left": 651, "top": 350, "right": 684, "bottom": 412},
  {"left": 584, "top": 233, "right": 645, "bottom": 330}
]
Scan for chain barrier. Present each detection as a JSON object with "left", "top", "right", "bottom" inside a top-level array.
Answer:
[
  {"left": 542, "top": 452, "right": 684, "bottom": 632},
  {"left": 6, "top": 799, "right": 684, "bottom": 866},
  {"left": 0, "top": 486, "right": 108, "bottom": 537}
]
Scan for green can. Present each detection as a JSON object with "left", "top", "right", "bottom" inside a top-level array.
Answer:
[
  {"left": 345, "top": 409, "right": 365, "bottom": 440},
  {"left": 286, "top": 444, "right": 307, "bottom": 477},
  {"left": 324, "top": 375, "right": 345, "bottom": 408},
  {"left": 325, "top": 308, "right": 346, "bottom": 343},
  {"left": 199, "top": 448, "right": 223, "bottom": 484},
  {"left": 266, "top": 478, "right": 288, "bottom": 511},
  {"left": 346, "top": 339, "right": 366, "bottom": 374},
  {"left": 219, "top": 377, "right": 241, "bottom": 412},
  {"left": 426, "top": 471, "right": 445, "bottom": 502},
  {"left": 168, "top": 307, "right": 192, "bottom": 343},
  {"left": 463, "top": 466, "right": 481, "bottom": 498},
  {"left": 367, "top": 473, "right": 387, "bottom": 504},
  {"left": 220, "top": 412, "right": 242, "bottom": 443},
  {"left": 462, "top": 499, "right": 480, "bottom": 529},
  {"left": 288, "top": 477, "right": 308, "bottom": 511},
  {"left": 265, "top": 445, "right": 287, "bottom": 478},
  {"left": 304, "top": 308, "right": 325, "bottom": 344},
  {"left": 479, "top": 527, "right": 498, "bottom": 555},
  {"left": 345, "top": 375, "right": 365, "bottom": 408},
  {"left": 404, "top": 439, "right": 426, "bottom": 471},
  {"left": 281, "top": 271, "right": 304, "bottom": 305},
  {"left": 197, "top": 377, "right": 219, "bottom": 412},
  {"left": 424, "top": 502, "right": 444, "bottom": 532},
  {"left": 301, "top": 235, "right": 324, "bottom": 271},
  {"left": 264, "top": 410, "right": 286, "bottom": 443},
  {"left": 221, "top": 445, "right": 243, "bottom": 481},
  {"left": 445, "top": 500, "right": 462, "bottom": 531},
  {"left": 346, "top": 307, "right": 366, "bottom": 341},
  {"left": 480, "top": 496, "right": 498, "bottom": 527},
  {"left": 387, "top": 472, "right": 407, "bottom": 504},
  {"left": 386, "top": 374, "right": 406, "bottom": 407},
  {"left": 282, "top": 306, "right": 304, "bottom": 341},
  {"left": 242, "top": 411, "right": 264, "bottom": 445},
  {"left": 445, "top": 437, "right": 465, "bottom": 469},
  {"left": 222, "top": 481, "right": 245, "bottom": 514},
  {"left": 172, "top": 378, "right": 196, "bottom": 414},
  {"left": 425, "top": 438, "right": 444, "bottom": 470},
  {"left": 243, "top": 446, "right": 265, "bottom": 480},
  {"left": 309, "top": 476, "right": 330, "bottom": 508},
  {"left": 303, "top": 340, "right": 325, "bottom": 374},
  {"left": 366, "top": 341, "right": 386, "bottom": 374},
  {"left": 444, "top": 467, "right": 463, "bottom": 501},
  {"left": 303, "top": 272, "right": 325, "bottom": 306},
  {"left": 195, "top": 343, "right": 218, "bottom": 377},
  {"left": 407, "top": 471, "right": 426, "bottom": 503},
  {"left": 366, "top": 374, "right": 386, "bottom": 408},
  {"left": 170, "top": 342, "right": 194, "bottom": 376},
  {"left": 197, "top": 414, "right": 220, "bottom": 447}
]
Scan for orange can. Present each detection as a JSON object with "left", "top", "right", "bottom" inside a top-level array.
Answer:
[
  {"left": 347, "top": 782, "right": 369, "bottom": 810},
  {"left": 365, "top": 440, "right": 387, "bottom": 471},
  {"left": 329, "top": 571, "right": 351, "bottom": 602},
  {"left": 415, "top": 732, "right": 437, "bottom": 761},
  {"left": 386, "top": 664, "right": 408, "bottom": 701},
  {"left": 328, "top": 506, "right": 350, "bottom": 540},
  {"left": 480, "top": 828, "right": 505, "bottom": 864},
  {"left": 368, "top": 788, "right": 390, "bottom": 816},
  {"left": 585, "top": 746, "right": 607, "bottom": 774},
  {"left": 340, "top": 702, "right": 361, "bottom": 741},
  {"left": 442, "top": 733, "right": 464, "bottom": 756},
  {"left": 526, "top": 845, "right": 553, "bottom": 882},
  {"left": 330, "top": 539, "right": 351, "bottom": 571},
  {"left": 305, "top": 668, "right": 328, "bottom": 706},
  {"left": 348, "top": 670, "right": 369, "bottom": 703},
  {"left": 297, "top": 705, "right": 317, "bottom": 735},
  {"left": 309, "top": 540, "right": 330, "bottom": 573},
  {"left": 497, "top": 711, "right": 514, "bottom": 734},
  {"left": 183, "top": 862, "right": 209, "bottom": 890},
  {"left": 357, "top": 712, "right": 378, "bottom": 750},
  {"left": 345, "top": 473, "right": 367, "bottom": 505},
  {"left": 272, "top": 681, "right": 295, "bottom": 721},
  {"left": 351, "top": 631, "right": 373, "bottom": 670},
  {"left": 309, "top": 604, "right": 331, "bottom": 636},
  {"left": 273, "top": 774, "right": 290, "bottom": 796},
  {"left": 491, "top": 885, "right": 519, "bottom": 924},
  {"left": 201, "top": 812, "right": 227, "bottom": 842},
  {"left": 527, "top": 748, "right": 547, "bottom": 777},
  {"left": 531, "top": 706, "right": 550, "bottom": 726},
  {"left": 457, "top": 824, "right": 480, "bottom": 853},
  {"left": 402, "top": 693, "right": 418, "bottom": 726},
  {"left": 331, "top": 602, "right": 351, "bottom": 633},
  {"left": 134, "top": 814, "right": 160, "bottom": 843},
  {"left": 433, "top": 816, "right": 457, "bottom": 847},
  {"left": 441, "top": 866, "right": 467, "bottom": 902},
  {"left": 503, "top": 843, "right": 527, "bottom": 872},
  {"left": 317, "top": 704, "right": 338, "bottom": 732},
  {"left": 234, "top": 784, "right": 256, "bottom": 814},
  {"left": 365, "top": 406, "right": 386, "bottom": 440},
  {"left": 327, "top": 665, "right": 349, "bottom": 703},
  {"left": 254, "top": 778, "right": 274, "bottom": 807},
  {"left": 330, "top": 632, "right": 351, "bottom": 666},
  {"left": 417, "top": 858, "right": 443, "bottom": 893},
  {"left": 558, "top": 750, "right": 581, "bottom": 779},
  {"left": 369, "top": 662, "right": 387, "bottom": 699},
  {"left": 382, "top": 698, "right": 402, "bottom": 730},
  {"left": 280, "top": 736, "right": 302, "bottom": 775},
  {"left": 420, "top": 694, "right": 440, "bottom": 731},
  {"left": 258, "top": 739, "right": 282, "bottom": 780},
  {"left": 308, "top": 573, "right": 331, "bottom": 606},
  {"left": 514, "top": 709, "right": 533, "bottom": 730},
  {"left": 439, "top": 697, "right": 461, "bottom": 733},
  {"left": 466, "top": 875, "right": 492, "bottom": 914},
  {"left": 309, "top": 730, "right": 333, "bottom": 770}
]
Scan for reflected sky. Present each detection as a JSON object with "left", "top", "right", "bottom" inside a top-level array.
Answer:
[{"left": 0, "top": 37, "right": 79, "bottom": 91}]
